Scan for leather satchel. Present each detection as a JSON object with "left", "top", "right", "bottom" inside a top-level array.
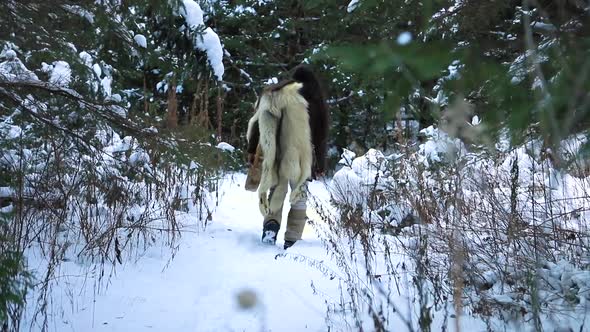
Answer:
[{"left": 245, "top": 144, "right": 262, "bottom": 191}]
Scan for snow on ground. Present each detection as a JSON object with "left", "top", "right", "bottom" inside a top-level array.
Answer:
[
  {"left": 23, "top": 174, "right": 337, "bottom": 332},
  {"left": 24, "top": 173, "right": 491, "bottom": 332}
]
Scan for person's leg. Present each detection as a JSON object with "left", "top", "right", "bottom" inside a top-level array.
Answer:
[
  {"left": 284, "top": 182, "right": 308, "bottom": 249},
  {"left": 261, "top": 177, "right": 288, "bottom": 244}
]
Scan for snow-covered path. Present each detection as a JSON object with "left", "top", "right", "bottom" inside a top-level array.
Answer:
[
  {"left": 23, "top": 173, "right": 496, "bottom": 332},
  {"left": 29, "top": 174, "right": 342, "bottom": 332}
]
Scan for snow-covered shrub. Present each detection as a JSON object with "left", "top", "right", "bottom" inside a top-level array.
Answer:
[
  {"left": 331, "top": 148, "right": 387, "bottom": 208},
  {"left": 0, "top": 210, "right": 31, "bottom": 331},
  {"left": 0, "top": 86, "right": 223, "bottom": 326},
  {"left": 315, "top": 126, "right": 590, "bottom": 331},
  {"left": 0, "top": 0, "right": 229, "bottom": 325}
]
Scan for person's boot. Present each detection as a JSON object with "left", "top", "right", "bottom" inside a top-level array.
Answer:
[
  {"left": 284, "top": 209, "right": 306, "bottom": 249},
  {"left": 261, "top": 219, "right": 280, "bottom": 244}
]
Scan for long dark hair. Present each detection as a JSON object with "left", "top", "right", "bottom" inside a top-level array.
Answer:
[
  {"left": 291, "top": 64, "right": 329, "bottom": 175},
  {"left": 291, "top": 65, "right": 328, "bottom": 111}
]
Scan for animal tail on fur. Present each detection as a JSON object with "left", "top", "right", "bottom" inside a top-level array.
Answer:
[
  {"left": 258, "top": 178, "right": 289, "bottom": 217},
  {"left": 258, "top": 191, "right": 269, "bottom": 216},
  {"left": 288, "top": 158, "right": 309, "bottom": 204},
  {"left": 257, "top": 166, "right": 274, "bottom": 216},
  {"left": 289, "top": 183, "right": 305, "bottom": 205}
]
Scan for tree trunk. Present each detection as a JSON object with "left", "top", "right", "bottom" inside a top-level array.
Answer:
[
  {"left": 197, "top": 79, "right": 211, "bottom": 130},
  {"left": 143, "top": 73, "right": 148, "bottom": 114},
  {"left": 216, "top": 85, "right": 223, "bottom": 142},
  {"left": 167, "top": 84, "right": 178, "bottom": 129},
  {"left": 190, "top": 79, "right": 202, "bottom": 126}
]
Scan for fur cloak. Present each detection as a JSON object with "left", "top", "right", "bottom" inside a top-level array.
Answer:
[{"left": 246, "top": 82, "right": 312, "bottom": 215}]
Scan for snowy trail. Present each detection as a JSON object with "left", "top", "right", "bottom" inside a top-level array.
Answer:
[
  {"left": 31, "top": 174, "right": 343, "bottom": 332},
  {"left": 25, "top": 173, "right": 492, "bottom": 332}
]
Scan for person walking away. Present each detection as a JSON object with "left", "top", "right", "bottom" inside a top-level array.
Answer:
[{"left": 246, "top": 65, "right": 329, "bottom": 249}]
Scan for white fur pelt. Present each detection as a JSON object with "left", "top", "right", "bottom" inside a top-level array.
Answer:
[{"left": 247, "top": 82, "right": 312, "bottom": 216}]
